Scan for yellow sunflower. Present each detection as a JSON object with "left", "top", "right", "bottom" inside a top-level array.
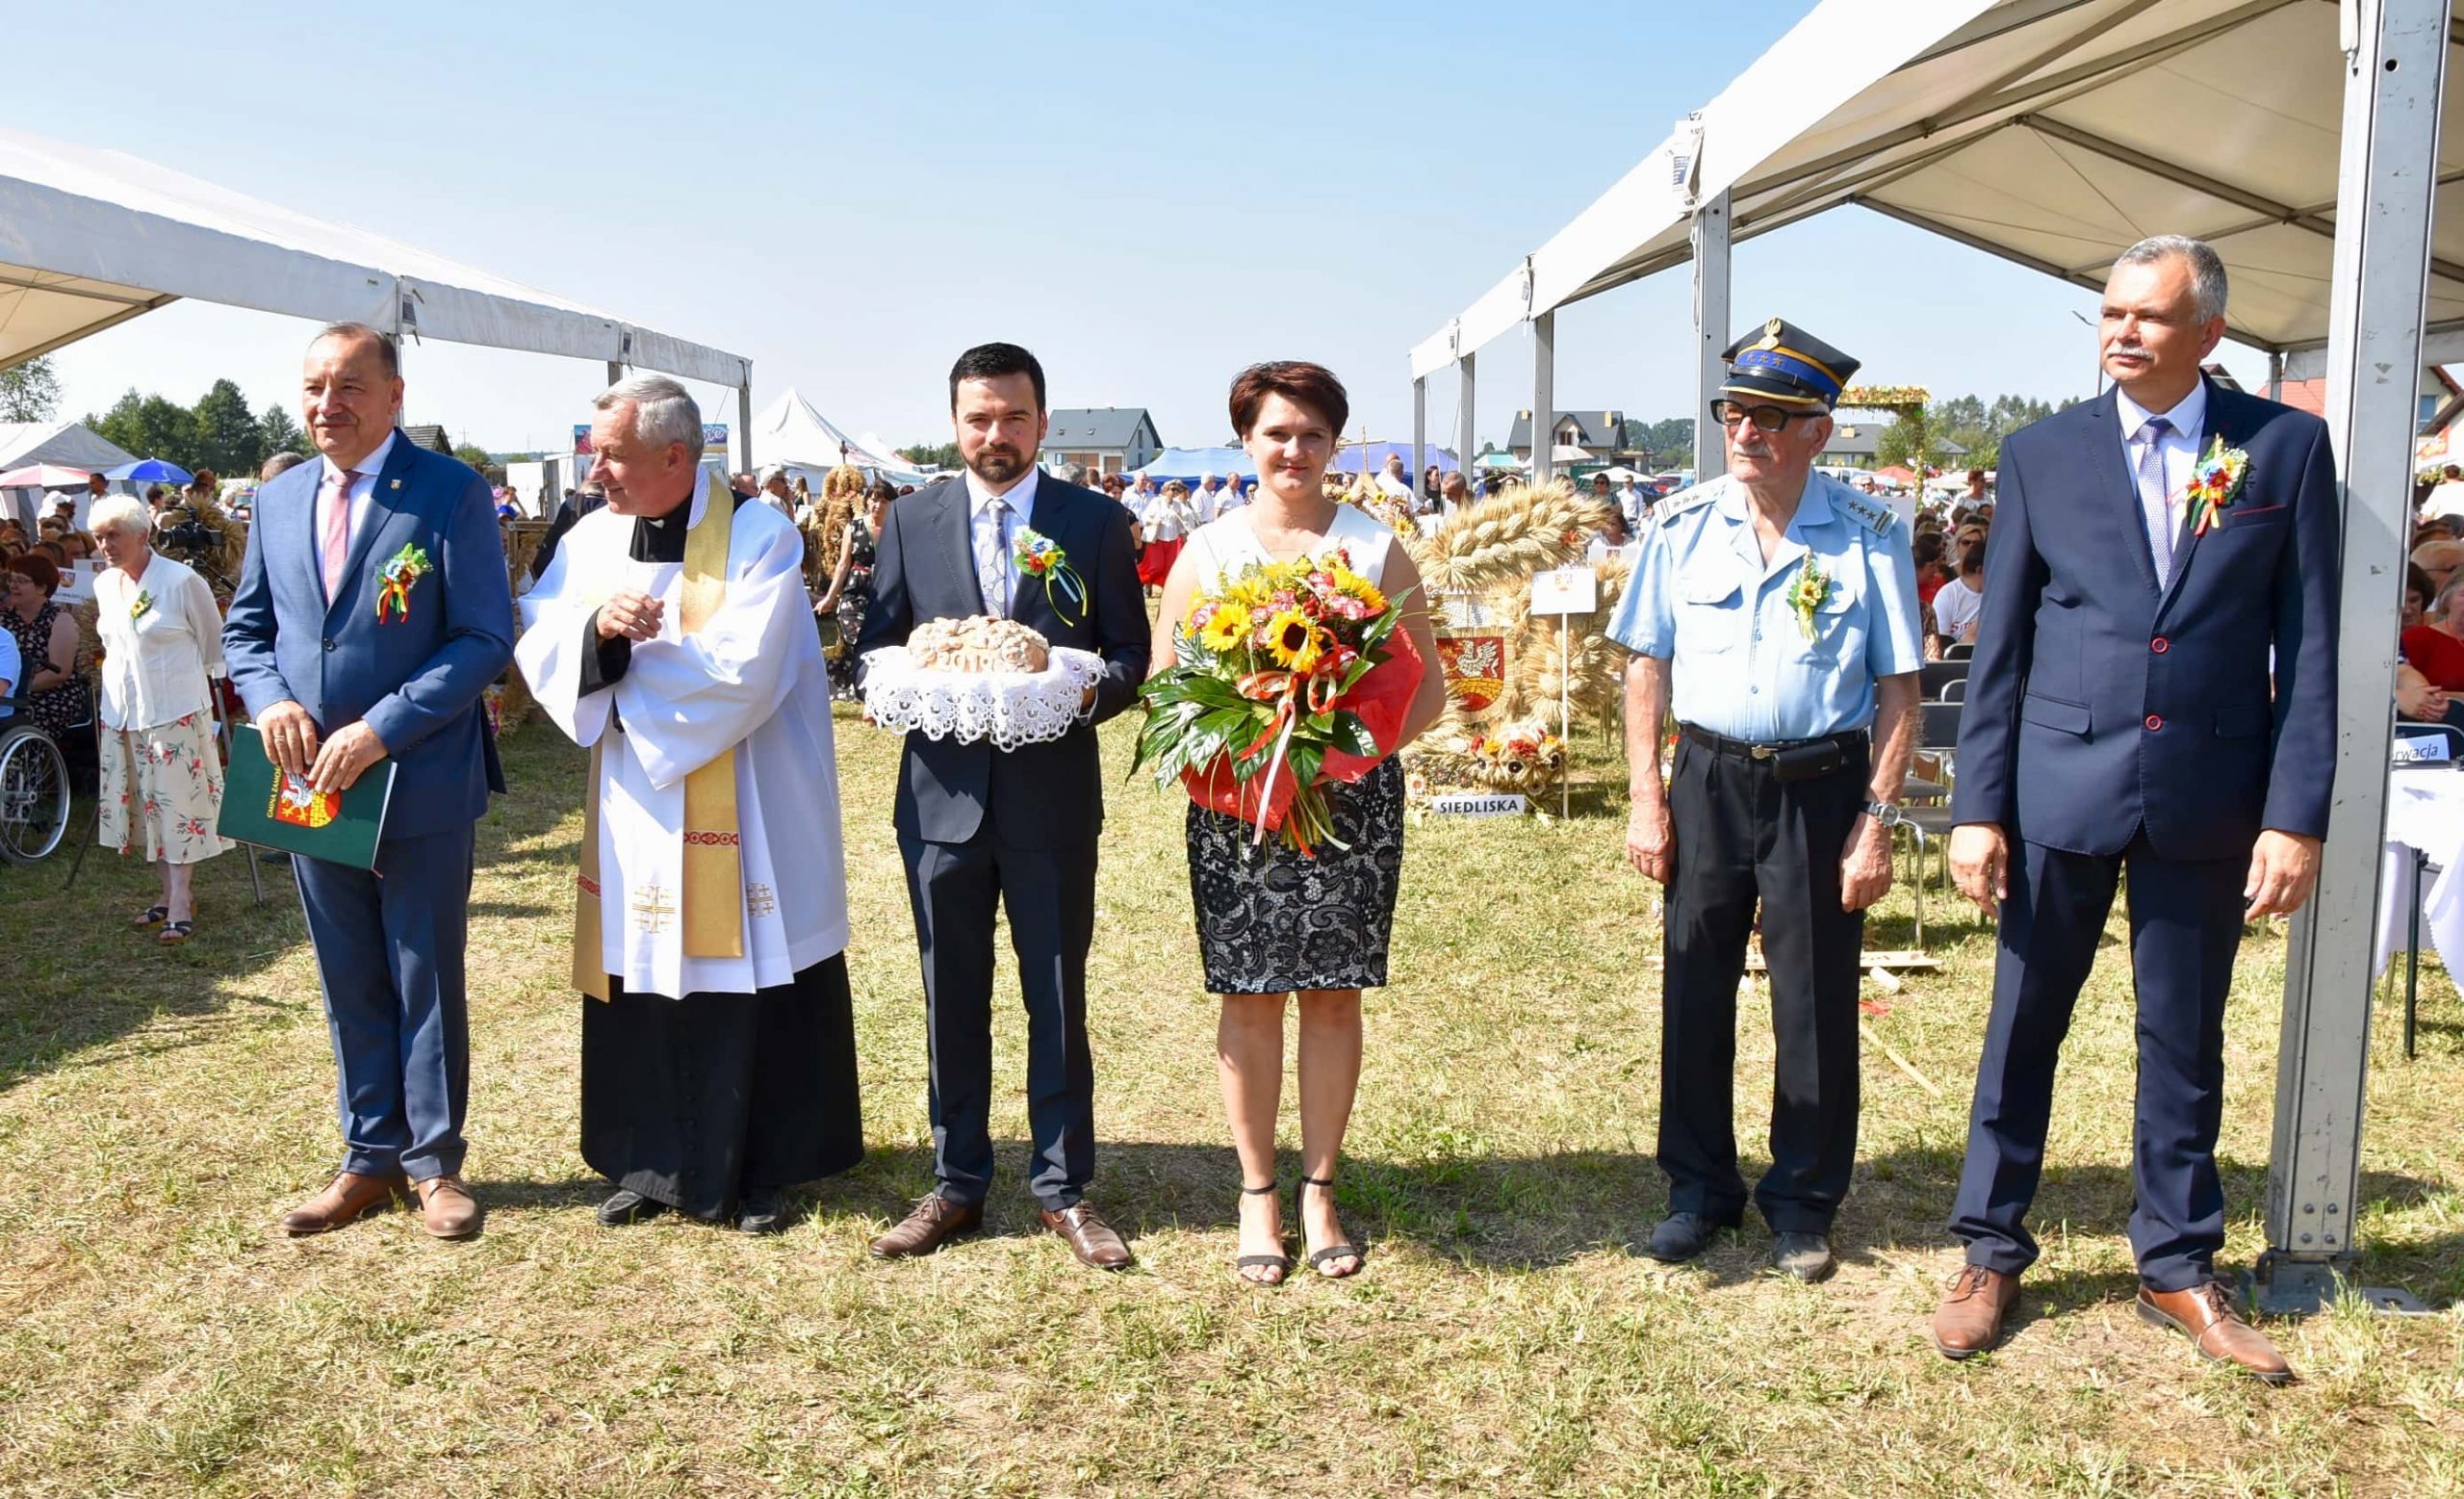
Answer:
[
  {"left": 1261, "top": 608, "right": 1326, "bottom": 672},
  {"left": 1196, "top": 605, "right": 1250, "bottom": 652}
]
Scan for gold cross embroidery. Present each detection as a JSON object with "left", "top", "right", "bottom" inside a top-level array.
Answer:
[
  {"left": 630, "top": 882, "right": 677, "bottom": 934},
  {"left": 746, "top": 884, "right": 777, "bottom": 917}
]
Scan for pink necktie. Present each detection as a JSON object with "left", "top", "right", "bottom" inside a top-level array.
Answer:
[{"left": 321, "top": 469, "right": 357, "bottom": 604}]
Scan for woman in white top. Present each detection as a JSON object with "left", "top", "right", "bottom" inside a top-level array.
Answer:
[
  {"left": 1149, "top": 362, "right": 1449, "bottom": 1285},
  {"left": 1931, "top": 543, "right": 1986, "bottom": 647},
  {"left": 1136, "top": 479, "right": 1198, "bottom": 591},
  {"left": 90, "top": 494, "right": 232, "bottom": 942}
]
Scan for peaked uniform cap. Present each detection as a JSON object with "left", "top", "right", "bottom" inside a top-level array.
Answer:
[{"left": 1721, "top": 318, "right": 1860, "bottom": 410}]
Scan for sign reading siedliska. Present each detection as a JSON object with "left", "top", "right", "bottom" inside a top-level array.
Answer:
[{"left": 1429, "top": 791, "right": 1527, "bottom": 817}]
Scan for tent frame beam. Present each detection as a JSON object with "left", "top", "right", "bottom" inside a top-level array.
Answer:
[
  {"left": 1560, "top": 0, "right": 2306, "bottom": 313},
  {"left": 2252, "top": 0, "right": 2445, "bottom": 1320},
  {"left": 2022, "top": 114, "right": 2464, "bottom": 286}
]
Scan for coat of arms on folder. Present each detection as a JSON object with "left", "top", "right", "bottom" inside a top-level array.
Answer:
[
  {"left": 218, "top": 722, "right": 394, "bottom": 869},
  {"left": 270, "top": 775, "right": 341, "bottom": 829}
]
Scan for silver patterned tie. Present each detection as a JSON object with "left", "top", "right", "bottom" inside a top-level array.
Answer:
[
  {"left": 975, "top": 494, "right": 1010, "bottom": 615},
  {"left": 2138, "top": 416, "right": 2175, "bottom": 586}
]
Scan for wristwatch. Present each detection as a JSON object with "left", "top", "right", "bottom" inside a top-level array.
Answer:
[{"left": 1862, "top": 800, "right": 1905, "bottom": 827}]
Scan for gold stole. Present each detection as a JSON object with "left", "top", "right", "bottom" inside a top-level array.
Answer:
[{"left": 575, "top": 475, "right": 745, "bottom": 1000}]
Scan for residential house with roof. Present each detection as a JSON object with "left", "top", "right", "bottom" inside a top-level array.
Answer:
[
  {"left": 1043, "top": 408, "right": 1163, "bottom": 477},
  {"left": 1506, "top": 409, "right": 1626, "bottom": 465}
]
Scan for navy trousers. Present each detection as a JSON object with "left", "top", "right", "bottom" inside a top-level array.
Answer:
[
  {"left": 1948, "top": 832, "right": 2246, "bottom": 1292},
  {"left": 294, "top": 824, "right": 476, "bottom": 1181},
  {"left": 898, "top": 830, "right": 1097, "bottom": 1211}
]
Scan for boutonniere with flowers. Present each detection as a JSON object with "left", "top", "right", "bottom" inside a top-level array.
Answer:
[
  {"left": 1788, "top": 554, "right": 1832, "bottom": 640},
  {"left": 2183, "top": 436, "right": 2253, "bottom": 535},
  {"left": 374, "top": 543, "right": 431, "bottom": 624},
  {"left": 130, "top": 589, "right": 154, "bottom": 622},
  {"left": 1012, "top": 527, "right": 1086, "bottom": 624}
]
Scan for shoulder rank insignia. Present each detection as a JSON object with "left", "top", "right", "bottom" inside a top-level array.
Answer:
[
  {"left": 1831, "top": 486, "right": 1897, "bottom": 537},
  {"left": 1655, "top": 480, "right": 1724, "bottom": 526}
]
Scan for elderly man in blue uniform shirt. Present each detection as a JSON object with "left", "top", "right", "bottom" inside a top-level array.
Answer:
[{"left": 1608, "top": 319, "right": 1923, "bottom": 1281}]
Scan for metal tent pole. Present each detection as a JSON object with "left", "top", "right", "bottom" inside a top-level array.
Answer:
[
  {"left": 1692, "top": 190, "right": 1732, "bottom": 486},
  {"left": 737, "top": 373, "right": 754, "bottom": 477},
  {"left": 2250, "top": 0, "right": 2447, "bottom": 1318},
  {"left": 1457, "top": 351, "right": 1477, "bottom": 496},
  {"left": 1532, "top": 310, "right": 1556, "bottom": 485},
  {"left": 1412, "top": 377, "right": 1426, "bottom": 504}
]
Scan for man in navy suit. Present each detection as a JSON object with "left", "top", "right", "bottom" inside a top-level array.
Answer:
[
  {"left": 225, "top": 323, "right": 515, "bottom": 1240},
  {"left": 1932, "top": 238, "right": 2337, "bottom": 1383},
  {"left": 854, "top": 343, "right": 1148, "bottom": 1270}
]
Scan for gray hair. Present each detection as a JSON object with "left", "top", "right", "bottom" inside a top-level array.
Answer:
[
  {"left": 593, "top": 375, "right": 705, "bottom": 461},
  {"left": 260, "top": 451, "right": 308, "bottom": 481},
  {"left": 2115, "top": 235, "right": 2228, "bottom": 323},
  {"left": 88, "top": 494, "right": 150, "bottom": 540}
]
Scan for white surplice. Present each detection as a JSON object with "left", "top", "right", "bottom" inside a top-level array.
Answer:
[{"left": 515, "top": 486, "right": 849, "bottom": 999}]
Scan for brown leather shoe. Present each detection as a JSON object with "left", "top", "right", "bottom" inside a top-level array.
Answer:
[
  {"left": 2137, "top": 1283, "right": 2295, "bottom": 1385},
  {"left": 1040, "top": 1202, "right": 1133, "bottom": 1271},
  {"left": 868, "top": 1194, "right": 983, "bottom": 1259},
  {"left": 278, "top": 1171, "right": 407, "bottom": 1236},
  {"left": 412, "top": 1176, "right": 482, "bottom": 1240},
  {"left": 1931, "top": 1264, "right": 2022, "bottom": 1359}
]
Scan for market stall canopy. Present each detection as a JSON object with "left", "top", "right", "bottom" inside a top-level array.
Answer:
[
  {"left": 1330, "top": 440, "right": 1459, "bottom": 476},
  {"left": 747, "top": 388, "right": 933, "bottom": 488},
  {"left": 1409, "top": 0, "right": 2464, "bottom": 381},
  {"left": 1129, "top": 447, "right": 1257, "bottom": 481},
  {"left": 0, "top": 462, "right": 90, "bottom": 488},
  {"left": 0, "top": 128, "right": 749, "bottom": 387}
]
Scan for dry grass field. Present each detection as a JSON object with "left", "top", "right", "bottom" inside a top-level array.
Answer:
[{"left": 1, "top": 709, "right": 2459, "bottom": 1497}]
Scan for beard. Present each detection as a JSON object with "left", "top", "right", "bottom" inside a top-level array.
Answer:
[{"left": 967, "top": 444, "right": 1028, "bottom": 484}]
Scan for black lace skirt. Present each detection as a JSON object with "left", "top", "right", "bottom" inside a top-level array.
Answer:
[{"left": 1185, "top": 756, "right": 1405, "bottom": 995}]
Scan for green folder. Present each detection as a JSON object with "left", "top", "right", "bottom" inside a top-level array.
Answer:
[{"left": 217, "top": 722, "right": 396, "bottom": 869}]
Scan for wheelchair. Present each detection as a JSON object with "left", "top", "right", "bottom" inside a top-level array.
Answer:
[{"left": 0, "top": 695, "right": 73, "bottom": 865}]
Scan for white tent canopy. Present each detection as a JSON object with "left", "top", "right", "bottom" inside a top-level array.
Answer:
[
  {"left": 0, "top": 419, "right": 136, "bottom": 530},
  {"left": 1410, "top": 0, "right": 2464, "bottom": 380},
  {"left": 0, "top": 128, "right": 749, "bottom": 389},
  {"left": 748, "top": 388, "right": 932, "bottom": 487}
]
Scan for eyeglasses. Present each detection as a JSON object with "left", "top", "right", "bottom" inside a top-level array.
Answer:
[{"left": 1710, "top": 400, "right": 1810, "bottom": 431}]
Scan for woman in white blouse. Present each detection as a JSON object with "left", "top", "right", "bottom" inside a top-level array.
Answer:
[{"left": 90, "top": 495, "right": 232, "bottom": 943}]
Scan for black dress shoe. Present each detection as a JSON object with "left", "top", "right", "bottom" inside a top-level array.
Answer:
[
  {"left": 596, "top": 1188, "right": 667, "bottom": 1227},
  {"left": 736, "top": 1186, "right": 788, "bottom": 1235},
  {"left": 1643, "top": 1211, "right": 1730, "bottom": 1263},
  {"left": 1770, "top": 1231, "right": 1837, "bottom": 1282}
]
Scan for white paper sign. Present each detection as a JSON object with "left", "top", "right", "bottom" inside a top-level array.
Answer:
[
  {"left": 1529, "top": 566, "right": 1598, "bottom": 615},
  {"left": 56, "top": 559, "right": 99, "bottom": 606},
  {"left": 2393, "top": 733, "right": 2453, "bottom": 766},
  {"left": 1429, "top": 791, "right": 1527, "bottom": 817}
]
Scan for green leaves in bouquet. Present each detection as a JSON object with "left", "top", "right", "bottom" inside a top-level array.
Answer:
[{"left": 1132, "top": 664, "right": 1267, "bottom": 786}]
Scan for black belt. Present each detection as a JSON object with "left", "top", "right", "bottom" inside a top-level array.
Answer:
[{"left": 1680, "top": 723, "right": 1868, "bottom": 761}]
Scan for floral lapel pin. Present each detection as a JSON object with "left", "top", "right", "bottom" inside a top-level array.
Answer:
[
  {"left": 1788, "top": 553, "right": 1832, "bottom": 640},
  {"left": 2183, "top": 436, "right": 2252, "bottom": 535},
  {"left": 130, "top": 588, "right": 154, "bottom": 622},
  {"left": 1013, "top": 526, "right": 1086, "bottom": 624},
  {"left": 375, "top": 542, "right": 431, "bottom": 624}
]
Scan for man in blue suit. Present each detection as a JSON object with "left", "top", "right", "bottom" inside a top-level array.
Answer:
[
  {"left": 225, "top": 323, "right": 515, "bottom": 1240},
  {"left": 1932, "top": 238, "right": 2337, "bottom": 1383}
]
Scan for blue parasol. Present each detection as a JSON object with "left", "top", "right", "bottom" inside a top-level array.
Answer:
[{"left": 106, "top": 457, "right": 194, "bottom": 484}]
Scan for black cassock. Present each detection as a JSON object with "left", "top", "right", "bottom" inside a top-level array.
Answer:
[
  {"left": 581, "top": 959, "right": 863, "bottom": 1220},
  {"left": 574, "top": 491, "right": 863, "bottom": 1221}
]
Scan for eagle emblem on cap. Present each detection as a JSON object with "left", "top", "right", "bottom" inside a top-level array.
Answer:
[{"left": 1756, "top": 319, "right": 1784, "bottom": 349}]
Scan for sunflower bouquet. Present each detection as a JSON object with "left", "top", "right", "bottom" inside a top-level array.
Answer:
[{"left": 1133, "top": 548, "right": 1424, "bottom": 855}]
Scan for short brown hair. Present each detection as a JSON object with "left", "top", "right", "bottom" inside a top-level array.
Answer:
[
  {"left": 1228, "top": 361, "right": 1348, "bottom": 438},
  {"left": 13, "top": 554, "right": 60, "bottom": 598}
]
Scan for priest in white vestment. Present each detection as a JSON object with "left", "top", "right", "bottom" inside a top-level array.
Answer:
[{"left": 516, "top": 375, "right": 860, "bottom": 1234}]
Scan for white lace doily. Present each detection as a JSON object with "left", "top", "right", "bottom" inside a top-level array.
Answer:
[{"left": 861, "top": 646, "right": 1108, "bottom": 750}]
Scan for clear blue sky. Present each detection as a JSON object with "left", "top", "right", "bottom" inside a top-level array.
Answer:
[{"left": 27, "top": 0, "right": 2266, "bottom": 462}]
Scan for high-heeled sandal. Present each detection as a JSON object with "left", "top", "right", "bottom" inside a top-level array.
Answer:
[
  {"left": 1297, "top": 1176, "right": 1366, "bottom": 1278},
  {"left": 1233, "top": 1179, "right": 1290, "bottom": 1286}
]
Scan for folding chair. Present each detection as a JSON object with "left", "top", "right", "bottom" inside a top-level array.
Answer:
[{"left": 1894, "top": 700, "right": 1964, "bottom": 948}]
